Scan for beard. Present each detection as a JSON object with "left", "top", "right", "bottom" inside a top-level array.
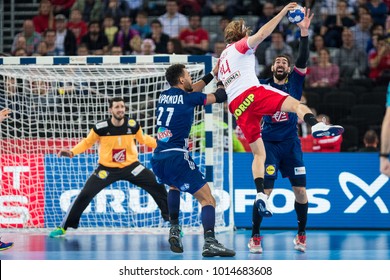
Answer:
[
  {"left": 273, "top": 69, "right": 289, "bottom": 81},
  {"left": 113, "top": 113, "right": 124, "bottom": 121},
  {"left": 184, "top": 81, "right": 193, "bottom": 92}
]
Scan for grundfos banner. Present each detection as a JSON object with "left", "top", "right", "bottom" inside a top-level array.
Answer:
[{"left": 1, "top": 153, "right": 389, "bottom": 228}]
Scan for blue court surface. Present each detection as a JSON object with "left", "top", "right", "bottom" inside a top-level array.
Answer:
[{"left": 1, "top": 229, "right": 389, "bottom": 260}]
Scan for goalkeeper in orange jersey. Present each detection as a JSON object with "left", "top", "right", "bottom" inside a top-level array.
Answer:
[
  {"left": 0, "top": 108, "right": 14, "bottom": 250},
  {"left": 49, "top": 97, "right": 169, "bottom": 237}
]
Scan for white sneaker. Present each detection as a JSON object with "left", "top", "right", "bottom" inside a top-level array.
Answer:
[
  {"left": 255, "top": 192, "right": 273, "bottom": 217},
  {"left": 311, "top": 122, "right": 344, "bottom": 138},
  {"left": 248, "top": 234, "right": 263, "bottom": 254}
]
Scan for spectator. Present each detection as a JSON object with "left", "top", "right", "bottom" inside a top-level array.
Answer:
[
  {"left": 309, "top": 34, "right": 327, "bottom": 65},
  {"left": 33, "top": 41, "right": 49, "bottom": 56},
  {"left": 113, "top": 16, "right": 140, "bottom": 54},
  {"left": 179, "top": 0, "right": 205, "bottom": 15},
  {"left": 167, "top": 38, "right": 184, "bottom": 54},
  {"left": 368, "top": 35, "right": 390, "bottom": 85},
  {"left": 104, "top": 0, "right": 130, "bottom": 26},
  {"left": 13, "top": 48, "right": 28, "bottom": 57},
  {"left": 71, "top": 0, "right": 103, "bottom": 22},
  {"left": 302, "top": 0, "right": 323, "bottom": 32},
  {"left": 11, "top": 20, "right": 42, "bottom": 55},
  {"left": 307, "top": 48, "right": 340, "bottom": 88},
  {"left": 33, "top": 0, "right": 55, "bottom": 34},
  {"left": 109, "top": 45, "right": 123, "bottom": 55},
  {"left": 202, "top": 0, "right": 237, "bottom": 19},
  {"left": 132, "top": 10, "right": 151, "bottom": 39},
  {"left": 179, "top": 13, "right": 209, "bottom": 54},
  {"left": 141, "top": 38, "right": 156, "bottom": 55},
  {"left": 312, "top": 114, "right": 343, "bottom": 152},
  {"left": 145, "top": 19, "right": 170, "bottom": 54},
  {"left": 214, "top": 16, "right": 231, "bottom": 44},
  {"left": 350, "top": 13, "right": 373, "bottom": 52},
  {"left": 366, "top": 0, "right": 388, "bottom": 26},
  {"left": 80, "top": 21, "right": 110, "bottom": 54},
  {"left": 366, "top": 23, "right": 385, "bottom": 53},
  {"left": 54, "top": 14, "right": 77, "bottom": 55},
  {"left": 77, "top": 43, "right": 89, "bottom": 55},
  {"left": 359, "top": 129, "right": 379, "bottom": 151},
  {"left": 50, "top": 0, "right": 76, "bottom": 18},
  {"left": 320, "top": 0, "right": 355, "bottom": 48},
  {"left": 67, "top": 8, "right": 88, "bottom": 44},
  {"left": 123, "top": 0, "right": 144, "bottom": 19},
  {"left": 12, "top": 36, "right": 27, "bottom": 56},
  {"left": 158, "top": 0, "right": 189, "bottom": 38},
  {"left": 207, "top": 40, "right": 226, "bottom": 58},
  {"left": 102, "top": 14, "right": 118, "bottom": 46},
  {"left": 334, "top": 28, "right": 368, "bottom": 81},
  {"left": 264, "top": 31, "right": 293, "bottom": 67},
  {"left": 43, "top": 29, "right": 62, "bottom": 55},
  {"left": 130, "top": 36, "right": 142, "bottom": 55}
]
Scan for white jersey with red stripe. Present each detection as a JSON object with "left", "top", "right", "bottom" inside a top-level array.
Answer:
[{"left": 218, "top": 37, "right": 260, "bottom": 105}]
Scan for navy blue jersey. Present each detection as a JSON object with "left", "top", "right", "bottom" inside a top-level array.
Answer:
[
  {"left": 260, "top": 67, "right": 305, "bottom": 141},
  {"left": 154, "top": 87, "right": 207, "bottom": 153}
]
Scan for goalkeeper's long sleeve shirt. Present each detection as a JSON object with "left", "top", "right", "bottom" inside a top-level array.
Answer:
[{"left": 71, "top": 117, "right": 156, "bottom": 168}]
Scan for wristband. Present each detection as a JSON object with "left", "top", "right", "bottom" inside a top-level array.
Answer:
[
  {"left": 379, "top": 153, "right": 390, "bottom": 158},
  {"left": 217, "top": 81, "right": 224, "bottom": 87},
  {"left": 201, "top": 72, "right": 214, "bottom": 85}
]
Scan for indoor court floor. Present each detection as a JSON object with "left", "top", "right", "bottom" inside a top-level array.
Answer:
[{"left": 1, "top": 229, "right": 389, "bottom": 260}]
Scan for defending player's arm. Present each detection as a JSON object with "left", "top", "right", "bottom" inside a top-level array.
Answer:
[
  {"left": 248, "top": 2, "right": 297, "bottom": 49},
  {"left": 58, "top": 128, "right": 100, "bottom": 158},
  {"left": 206, "top": 81, "right": 227, "bottom": 105},
  {"left": 295, "top": 7, "right": 313, "bottom": 73}
]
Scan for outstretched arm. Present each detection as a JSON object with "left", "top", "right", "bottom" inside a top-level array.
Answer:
[
  {"left": 248, "top": 2, "right": 298, "bottom": 49},
  {"left": 295, "top": 7, "right": 314, "bottom": 73},
  {"left": 58, "top": 129, "right": 99, "bottom": 158}
]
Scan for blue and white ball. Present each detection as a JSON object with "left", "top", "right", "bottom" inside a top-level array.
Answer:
[{"left": 287, "top": 5, "right": 304, "bottom": 24}]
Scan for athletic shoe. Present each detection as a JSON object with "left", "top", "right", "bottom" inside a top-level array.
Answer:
[
  {"left": 0, "top": 239, "right": 13, "bottom": 251},
  {"left": 202, "top": 237, "right": 236, "bottom": 257},
  {"left": 49, "top": 227, "right": 66, "bottom": 238},
  {"left": 255, "top": 192, "right": 273, "bottom": 217},
  {"left": 248, "top": 234, "right": 263, "bottom": 254},
  {"left": 311, "top": 122, "right": 344, "bottom": 138},
  {"left": 293, "top": 232, "right": 306, "bottom": 252},
  {"left": 168, "top": 225, "right": 183, "bottom": 253}
]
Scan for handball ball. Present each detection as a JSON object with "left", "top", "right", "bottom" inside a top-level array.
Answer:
[{"left": 287, "top": 5, "right": 304, "bottom": 24}]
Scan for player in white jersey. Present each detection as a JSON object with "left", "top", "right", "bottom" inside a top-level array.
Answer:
[{"left": 218, "top": 3, "right": 344, "bottom": 222}]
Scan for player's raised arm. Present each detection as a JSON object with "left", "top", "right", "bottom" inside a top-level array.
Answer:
[
  {"left": 248, "top": 2, "right": 298, "bottom": 49},
  {"left": 295, "top": 7, "right": 313, "bottom": 73},
  {"left": 206, "top": 81, "right": 227, "bottom": 105},
  {"left": 192, "top": 61, "right": 219, "bottom": 93}
]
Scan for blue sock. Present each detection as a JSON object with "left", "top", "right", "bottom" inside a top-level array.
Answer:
[
  {"left": 201, "top": 205, "right": 215, "bottom": 237},
  {"left": 168, "top": 190, "right": 180, "bottom": 224}
]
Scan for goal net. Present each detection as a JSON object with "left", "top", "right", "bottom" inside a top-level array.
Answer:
[{"left": 0, "top": 55, "right": 233, "bottom": 232}]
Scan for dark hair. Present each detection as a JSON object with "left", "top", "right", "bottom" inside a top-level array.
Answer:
[
  {"left": 109, "top": 97, "right": 125, "bottom": 108},
  {"left": 272, "top": 54, "right": 292, "bottom": 66},
  {"left": 364, "top": 129, "right": 378, "bottom": 144},
  {"left": 165, "top": 64, "right": 185, "bottom": 86},
  {"left": 150, "top": 19, "right": 162, "bottom": 27}
]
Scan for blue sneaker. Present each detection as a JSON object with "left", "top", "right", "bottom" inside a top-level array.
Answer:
[
  {"left": 311, "top": 122, "right": 344, "bottom": 138},
  {"left": 255, "top": 192, "right": 273, "bottom": 217},
  {"left": 49, "top": 227, "right": 66, "bottom": 238},
  {"left": 0, "top": 239, "right": 13, "bottom": 251}
]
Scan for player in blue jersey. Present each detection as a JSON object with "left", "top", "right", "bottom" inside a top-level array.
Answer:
[
  {"left": 150, "top": 64, "right": 235, "bottom": 257},
  {"left": 247, "top": 8, "right": 314, "bottom": 254},
  {"left": 380, "top": 82, "right": 390, "bottom": 176}
]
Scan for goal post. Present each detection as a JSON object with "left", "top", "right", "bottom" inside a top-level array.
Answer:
[{"left": 0, "top": 55, "right": 234, "bottom": 232}]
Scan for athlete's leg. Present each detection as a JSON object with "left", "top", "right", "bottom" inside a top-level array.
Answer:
[
  {"left": 167, "top": 186, "right": 183, "bottom": 253},
  {"left": 292, "top": 185, "right": 308, "bottom": 252},
  {"left": 61, "top": 167, "right": 115, "bottom": 230},
  {"left": 193, "top": 184, "right": 235, "bottom": 257}
]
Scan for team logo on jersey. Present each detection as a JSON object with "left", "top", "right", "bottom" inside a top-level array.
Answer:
[
  {"left": 224, "top": 70, "right": 241, "bottom": 88},
  {"left": 266, "top": 165, "right": 276, "bottom": 176},
  {"left": 272, "top": 111, "right": 289, "bottom": 122},
  {"left": 157, "top": 127, "right": 172, "bottom": 142},
  {"left": 179, "top": 183, "right": 190, "bottom": 192},
  {"left": 97, "top": 170, "right": 109, "bottom": 179},
  {"left": 112, "top": 149, "right": 126, "bottom": 162},
  {"left": 128, "top": 119, "right": 136, "bottom": 127},
  {"left": 233, "top": 93, "right": 254, "bottom": 119}
]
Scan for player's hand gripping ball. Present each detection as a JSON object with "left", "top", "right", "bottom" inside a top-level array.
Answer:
[{"left": 287, "top": 5, "right": 304, "bottom": 24}]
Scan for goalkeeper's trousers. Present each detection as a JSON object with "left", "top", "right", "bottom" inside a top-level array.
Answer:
[{"left": 59, "top": 161, "right": 169, "bottom": 229}]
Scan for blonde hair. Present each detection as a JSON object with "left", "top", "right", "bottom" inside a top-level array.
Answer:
[{"left": 224, "top": 19, "right": 251, "bottom": 44}]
